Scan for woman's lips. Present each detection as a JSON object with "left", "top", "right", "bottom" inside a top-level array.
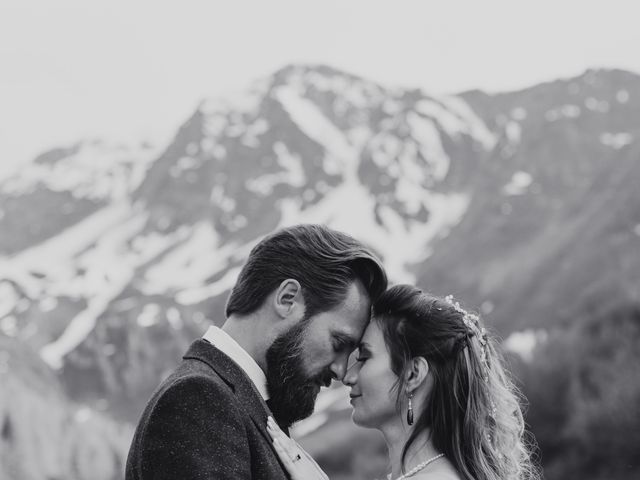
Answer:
[{"left": 349, "top": 394, "right": 362, "bottom": 404}]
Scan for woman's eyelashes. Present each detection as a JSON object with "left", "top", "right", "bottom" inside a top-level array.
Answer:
[{"left": 355, "top": 347, "right": 371, "bottom": 362}]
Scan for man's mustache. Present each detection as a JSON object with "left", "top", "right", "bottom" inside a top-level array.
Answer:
[{"left": 313, "top": 370, "right": 334, "bottom": 388}]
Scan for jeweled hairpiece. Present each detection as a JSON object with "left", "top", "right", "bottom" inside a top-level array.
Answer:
[{"left": 444, "top": 295, "right": 489, "bottom": 369}]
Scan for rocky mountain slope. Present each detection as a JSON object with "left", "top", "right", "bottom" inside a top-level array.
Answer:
[{"left": 0, "top": 64, "right": 638, "bottom": 479}]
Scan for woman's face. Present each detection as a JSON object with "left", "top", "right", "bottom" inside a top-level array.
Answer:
[{"left": 343, "top": 319, "right": 399, "bottom": 428}]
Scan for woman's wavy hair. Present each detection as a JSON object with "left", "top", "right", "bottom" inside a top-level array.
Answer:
[{"left": 372, "top": 285, "right": 539, "bottom": 480}]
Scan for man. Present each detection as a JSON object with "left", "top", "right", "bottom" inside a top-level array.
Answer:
[{"left": 125, "top": 224, "right": 387, "bottom": 479}]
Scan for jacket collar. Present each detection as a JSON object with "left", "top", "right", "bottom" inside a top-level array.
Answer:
[{"left": 182, "top": 339, "right": 289, "bottom": 443}]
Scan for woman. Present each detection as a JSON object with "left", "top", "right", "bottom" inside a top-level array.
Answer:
[{"left": 268, "top": 285, "right": 539, "bottom": 480}]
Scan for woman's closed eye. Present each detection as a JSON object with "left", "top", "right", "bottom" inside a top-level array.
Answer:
[
  {"left": 354, "top": 347, "right": 371, "bottom": 363},
  {"left": 347, "top": 350, "right": 367, "bottom": 370}
]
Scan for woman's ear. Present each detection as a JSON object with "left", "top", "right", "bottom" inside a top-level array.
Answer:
[
  {"left": 273, "top": 279, "right": 303, "bottom": 319},
  {"left": 405, "top": 357, "right": 430, "bottom": 393}
]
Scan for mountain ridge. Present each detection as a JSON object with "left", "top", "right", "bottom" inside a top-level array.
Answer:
[{"left": 0, "top": 64, "right": 638, "bottom": 480}]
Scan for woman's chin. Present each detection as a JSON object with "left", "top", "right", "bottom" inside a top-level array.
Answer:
[
  {"left": 351, "top": 408, "right": 396, "bottom": 430},
  {"left": 350, "top": 409, "right": 362, "bottom": 425},
  {"left": 351, "top": 409, "right": 374, "bottom": 429}
]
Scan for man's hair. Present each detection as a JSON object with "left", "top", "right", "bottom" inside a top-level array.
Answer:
[{"left": 225, "top": 224, "right": 387, "bottom": 319}]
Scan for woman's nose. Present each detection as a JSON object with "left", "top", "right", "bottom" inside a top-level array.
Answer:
[{"left": 342, "top": 361, "right": 359, "bottom": 386}]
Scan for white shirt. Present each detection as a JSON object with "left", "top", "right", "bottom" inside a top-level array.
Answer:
[{"left": 202, "top": 325, "right": 270, "bottom": 400}]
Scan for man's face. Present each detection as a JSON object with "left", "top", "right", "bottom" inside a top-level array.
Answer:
[{"left": 265, "top": 279, "right": 371, "bottom": 428}]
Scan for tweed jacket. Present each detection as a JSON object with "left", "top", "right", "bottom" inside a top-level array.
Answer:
[{"left": 125, "top": 339, "right": 291, "bottom": 480}]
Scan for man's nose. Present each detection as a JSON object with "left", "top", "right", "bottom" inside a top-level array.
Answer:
[{"left": 329, "top": 355, "right": 349, "bottom": 382}]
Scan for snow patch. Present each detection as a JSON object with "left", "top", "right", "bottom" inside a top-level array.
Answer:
[
  {"left": 203, "top": 114, "right": 228, "bottom": 139},
  {"left": 4, "top": 203, "right": 140, "bottom": 298},
  {"left": 0, "top": 281, "right": 19, "bottom": 319},
  {"left": 585, "top": 97, "right": 610, "bottom": 113},
  {"left": 383, "top": 99, "right": 403, "bottom": 115},
  {"left": 600, "top": 132, "right": 633, "bottom": 149},
  {"left": 143, "top": 222, "right": 237, "bottom": 295},
  {"left": 166, "top": 307, "right": 184, "bottom": 330},
  {"left": 503, "top": 171, "right": 532, "bottom": 196},
  {"left": 303, "top": 70, "right": 385, "bottom": 110},
  {"left": 561, "top": 105, "right": 581, "bottom": 117},
  {"left": 210, "top": 185, "right": 237, "bottom": 212},
  {"left": 74, "top": 407, "right": 93, "bottom": 423},
  {"left": 0, "top": 316, "right": 17, "bottom": 337},
  {"left": 414, "top": 99, "right": 468, "bottom": 139},
  {"left": 137, "top": 304, "right": 161, "bottom": 328},
  {"left": 545, "top": 104, "right": 581, "bottom": 121},
  {"left": 1, "top": 140, "right": 157, "bottom": 200},
  {"left": 35, "top": 218, "right": 185, "bottom": 370},
  {"left": 505, "top": 121, "right": 522, "bottom": 144},
  {"left": 510, "top": 108, "right": 527, "bottom": 120},
  {"left": 275, "top": 86, "right": 358, "bottom": 172},
  {"left": 200, "top": 77, "right": 269, "bottom": 117},
  {"left": 277, "top": 156, "right": 469, "bottom": 282},
  {"left": 39, "top": 296, "right": 58, "bottom": 312},
  {"left": 370, "top": 134, "right": 402, "bottom": 171},
  {"left": 245, "top": 142, "right": 306, "bottom": 195},
  {"left": 616, "top": 90, "right": 630, "bottom": 103},
  {"left": 241, "top": 118, "right": 270, "bottom": 147},
  {"left": 436, "top": 95, "right": 497, "bottom": 150},
  {"left": 175, "top": 267, "right": 243, "bottom": 305},
  {"left": 406, "top": 113, "right": 450, "bottom": 181},
  {"left": 504, "top": 329, "right": 548, "bottom": 362}
]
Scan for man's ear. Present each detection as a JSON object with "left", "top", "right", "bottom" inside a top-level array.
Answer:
[
  {"left": 405, "top": 357, "right": 430, "bottom": 393},
  {"left": 273, "top": 279, "right": 303, "bottom": 319}
]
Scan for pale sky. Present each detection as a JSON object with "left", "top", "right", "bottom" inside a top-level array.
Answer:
[{"left": 1, "top": 0, "right": 639, "bottom": 178}]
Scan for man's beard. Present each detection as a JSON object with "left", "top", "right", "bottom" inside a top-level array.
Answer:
[{"left": 265, "top": 319, "right": 333, "bottom": 429}]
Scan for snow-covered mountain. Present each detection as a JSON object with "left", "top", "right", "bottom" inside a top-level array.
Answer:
[{"left": 1, "top": 64, "right": 639, "bottom": 480}]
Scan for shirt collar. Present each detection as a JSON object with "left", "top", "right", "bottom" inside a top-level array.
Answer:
[{"left": 202, "top": 325, "right": 270, "bottom": 400}]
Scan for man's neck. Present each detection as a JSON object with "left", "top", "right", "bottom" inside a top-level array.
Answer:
[{"left": 222, "top": 314, "right": 268, "bottom": 372}]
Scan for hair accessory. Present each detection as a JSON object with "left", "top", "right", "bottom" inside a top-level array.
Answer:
[
  {"left": 407, "top": 392, "right": 414, "bottom": 426},
  {"left": 444, "top": 294, "right": 489, "bottom": 373}
]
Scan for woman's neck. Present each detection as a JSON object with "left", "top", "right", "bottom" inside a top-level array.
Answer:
[{"left": 381, "top": 422, "right": 440, "bottom": 479}]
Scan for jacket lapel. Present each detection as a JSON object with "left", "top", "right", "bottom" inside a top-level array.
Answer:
[{"left": 182, "top": 339, "right": 286, "bottom": 450}]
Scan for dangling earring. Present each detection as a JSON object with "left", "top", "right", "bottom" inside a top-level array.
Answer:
[{"left": 407, "top": 392, "right": 414, "bottom": 426}]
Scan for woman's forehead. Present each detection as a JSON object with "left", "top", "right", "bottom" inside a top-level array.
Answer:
[{"left": 361, "top": 320, "right": 385, "bottom": 346}]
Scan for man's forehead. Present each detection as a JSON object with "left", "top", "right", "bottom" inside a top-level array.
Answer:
[{"left": 341, "top": 279, "right": 372, "bottom": 311}]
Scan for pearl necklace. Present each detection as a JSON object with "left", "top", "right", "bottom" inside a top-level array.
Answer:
[{"left": 387, "top": 453, "right": 445, "bottom": 480}]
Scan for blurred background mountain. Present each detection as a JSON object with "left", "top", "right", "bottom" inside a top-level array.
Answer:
[{"left": 1, "top": 64, "right": 639, "bottom": 480}]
